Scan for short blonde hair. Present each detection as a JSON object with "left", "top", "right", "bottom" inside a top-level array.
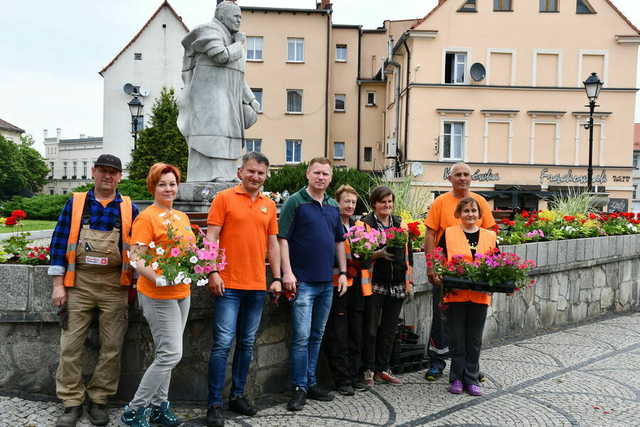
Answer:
[
  {"left": 335, "top": 184, "right": 358, "bottom": 202},
  {"left": 146, "top": 163, "right": 181, "bottom": 194}
]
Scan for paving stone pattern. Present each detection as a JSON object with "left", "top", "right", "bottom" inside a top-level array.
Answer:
[{"left": 1, "top": 313, "right": 639, "bottom": 426}]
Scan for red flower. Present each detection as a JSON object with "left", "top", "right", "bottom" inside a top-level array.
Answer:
[
  {"left": 4, "top": 216, "right": 17, "bottom": 226},
  {"left": 407, "top": 221, "right": 421, "bottom": 237},
  {"left": 563, "top": 215, "right": 575, "bottom": 222},
  {"left": 10, "top": 210, "right": 27, "bottom": 219},
  {"left": 589, "top": 213, "right": 598, "bottom": 220},
  {"left": 521, "top": 210, "right": 529, "bottom": 218},
  {"left": 38, "top": 253, "right": 47, "bottom": 261}
]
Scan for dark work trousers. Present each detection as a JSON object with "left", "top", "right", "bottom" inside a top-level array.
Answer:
[
  {"left": 323, "top": 280, "right": 366, "bottom": 386},
  {"left": 362, "top": 292, "right": 404, "bottom": 373},
  {"left": 447, "top": 302, "right": 488, "bottom": 385},
  {"left": 427, "top": 284, "right": 450, "bottom": 371}
]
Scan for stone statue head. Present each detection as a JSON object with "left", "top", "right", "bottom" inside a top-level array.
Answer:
[{"left": 215, "top": 1, "right": 242, "bottom": 33}]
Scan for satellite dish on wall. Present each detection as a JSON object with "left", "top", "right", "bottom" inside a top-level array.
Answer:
[
  {"left": 123, "top": 83, "right": 136, "bottom": 95},
  {"left": 139, "top": 87, "right": 150, "bottom": 97},
  {"left": 470, "top": 63, "right": 486, "bottom": 82}
]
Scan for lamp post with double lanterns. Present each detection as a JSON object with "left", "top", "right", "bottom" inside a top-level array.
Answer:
[
  {"left": 128, "top": 96, "right": 144, "bottom": 151},
  {"left": 582, "top": 72, "right": 604, "bottom": 193}
]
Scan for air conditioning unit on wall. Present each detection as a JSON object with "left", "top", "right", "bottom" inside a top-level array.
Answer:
[{"left": 385, "top": 138, "right": 396, "bottom": 159}]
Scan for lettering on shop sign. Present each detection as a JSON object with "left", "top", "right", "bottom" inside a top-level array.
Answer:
[
  {"left": 539, "top": 168, "right": 607, "bottom": 185},
  {"left": 443, "top": 167, "right": 501, "bottom": 181},
  {"left": 612, "top": 175, "right": 631, "bottom": 183}
]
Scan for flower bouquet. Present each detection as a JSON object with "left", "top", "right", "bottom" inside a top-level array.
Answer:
[
  {"left": 344, "top": 224, "right": 385, "bottom": 268},
  {"left": 384, "top": 227, "right": 408, "bottom": 262},
  {"left": 134, "top": 222, "right": 226, "bottom": 287},
  {"left": 426, "top": 247, "right": 536, "bottom": 294}
]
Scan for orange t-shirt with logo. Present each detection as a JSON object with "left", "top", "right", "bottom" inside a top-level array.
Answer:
[
  {"left": 132, "top": 205, "right": 195, "bottom": 300},
  {"left": 207, "top": 185, "right": 278, "bottom": 291},
  {"left": 425, "top": 191, "right": 496, "bottom": 242}
]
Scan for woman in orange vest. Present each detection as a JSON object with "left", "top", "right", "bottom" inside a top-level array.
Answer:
[
  {"left": 432, "top": 197, "right": 497, "bottom": 397},
  {"left": 120, "top": 163, "right": 195, "bottom": 427}
]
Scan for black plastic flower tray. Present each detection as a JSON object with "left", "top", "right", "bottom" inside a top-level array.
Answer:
[{"left": 441, "top": 276, "right": 515, "bottom": 294}]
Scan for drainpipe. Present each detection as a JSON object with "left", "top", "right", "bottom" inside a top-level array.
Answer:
[
  {"left": 402, "top": 37, "right": 411, "bottom": 170},
  {"left": 385, "top": 59, "right": 402, "bottom": 177},
  {"left": 323, "top": 10, "right": 331, "bottom": 158},
  {"left": 357, "top": 28, "right": 362, "bottom": 170}
]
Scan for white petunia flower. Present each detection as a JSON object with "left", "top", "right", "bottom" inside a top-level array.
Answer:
[
  {"left": 149, "top": 241, "right": 156, "bottom": 248},
  {"left": 197, "top": 278, "right": 208, "bottom": 287},
  {"left": 183, "top": 277, "right": 192, "bottom": 285},
  {"left": 189, "top": 256, "right": 198, "bottom": 264},
  {"left": 174, "top": 276, "right": 182, "bottom": 285},
  {"left": 151, "top": 262, "right": 159, "bottom": 270},
  {"left": 156, "top": 247, "right": 165, "bottom": 255}
]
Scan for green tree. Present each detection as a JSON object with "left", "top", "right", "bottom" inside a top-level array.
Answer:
[
  {"left": 128, "top": 88, "right": 188, "bottom": 180},
  {"left": 18, "top": 134, "right": 48, "bottom": 194},
  {"left": 0, "top": 135, "right": 26, "bottom": 199}
]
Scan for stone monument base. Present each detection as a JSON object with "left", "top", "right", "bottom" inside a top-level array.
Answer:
[{"left": 135, "top": 182, "right": 236, "bottom": 213}]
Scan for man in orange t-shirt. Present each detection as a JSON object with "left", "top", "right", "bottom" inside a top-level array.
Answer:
[
  {"left": 205, "top": 152, "right": 281, "bottom": 426},
  {"left": 423, "top": 162, "right": 496, "bottom": 381}
]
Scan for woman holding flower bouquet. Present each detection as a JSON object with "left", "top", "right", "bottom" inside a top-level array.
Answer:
[
  {"left": 432, "top": 197, "right": 497, "bottom": 397},
  {"left": 360, "top": 186, "right": 413, "bottom": 387},
  {"left": 121, "top": 163, "right": 195, "bottom": 426}
]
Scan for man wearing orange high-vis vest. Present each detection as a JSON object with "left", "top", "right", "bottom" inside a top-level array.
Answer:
[{"left": 48, "top": 154, "right": 139, "bottom": 427}]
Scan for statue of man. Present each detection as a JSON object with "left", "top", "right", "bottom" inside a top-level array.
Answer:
[{"left": 178, "top": 0, "right": 260, "bottom": 182}]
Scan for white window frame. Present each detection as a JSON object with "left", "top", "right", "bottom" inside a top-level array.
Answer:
[
  {"left": 529, "top": 120, "right": 561, "bottom": 165},
  {"left": 442, "top": 48, "right": 471, "bottom": 84},
  {"left": 440, "top": 120, "right": 467, "bottom": 161},
  {"left": 532, "top": 49, "right": 563, "bottom": 87},
  {"left": 287, "top": 38, "right": 304, "bottom": 62},
  {"left": 486, "top": 48, "right": 517, "bottom": 86},
  {"left": 252, "top": 88, "right": 263, "bottom": 112},
  {"left": 577, "top": 49, "right": 608, "bottom": 87},
  {"left": 286, "top": 89, "right": 303, "bottom": 114},
  {"left": 247, "top": 36, "right": 264, "bottom": 61},
  {"left": 246, "top": 138, "right": 262, "bottom": 153},
  {"left": 334, "top": 94, "right": 346, "bottom": 112},
  {"left": 573, "top": 116, "right": 606, "bottom": 166},
  {"left": 334, "top": 141, "right": 345, "bottom": 160},
  {"left": 285, "top": 139, "right": 302, "bottom": 163},
  {"left": 366, "top": 91, "right": 376, "bottom": 106},
  {"left": 483, "top": 118, "right": 514, "bottom": 163},
  {"left": 336, "top": 44, "right": 347, "bottom": 62}
]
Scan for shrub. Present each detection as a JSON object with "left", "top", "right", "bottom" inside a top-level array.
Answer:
[
  {"left": 72, "top": 179, "right": 151, "bottom": 200},
  {"left": 0, "top": 194, "right": 70, "bottom": 220}
]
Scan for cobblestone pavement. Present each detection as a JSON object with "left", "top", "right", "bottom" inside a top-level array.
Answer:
[{"left": 2, "top": 312, "right": 639, "bottom": 426}]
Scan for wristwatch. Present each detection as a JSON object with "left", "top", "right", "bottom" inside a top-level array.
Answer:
[
  {"left": 271, "top": 277, "right": 282, "bottom": 284},
  {"left": 339, "top": 271, "right": 347, "bottom": 276}
]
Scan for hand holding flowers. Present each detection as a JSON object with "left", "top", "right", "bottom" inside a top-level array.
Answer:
[{"left": 344, "top": 225, "right": 385, "bottom": 261}]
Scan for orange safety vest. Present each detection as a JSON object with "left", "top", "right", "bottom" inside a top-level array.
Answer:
[
  {"left": 63, "top": 192, "right": 133, "bottom": 287},
  {"left": 443, "top": 225, "right": 496, "bottom": 305},
  {"left": 358, "top": 219, "right": 412, "bottom": 294}
]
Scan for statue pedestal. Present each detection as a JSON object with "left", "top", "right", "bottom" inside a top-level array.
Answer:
[{"left": 135, "top": 182, "right": 236, "bottom": 213}]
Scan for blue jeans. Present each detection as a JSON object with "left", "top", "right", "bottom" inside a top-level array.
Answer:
[
  {"left": 290, "top": 281, "right": 333, "bottom": 390},
  {"left": 207, "top": 289, "right": 266, "bottom": 407}
]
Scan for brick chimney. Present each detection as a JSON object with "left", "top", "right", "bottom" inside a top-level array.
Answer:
[{"left": 43, "top": 129, "right": 48, "bottom": 139}]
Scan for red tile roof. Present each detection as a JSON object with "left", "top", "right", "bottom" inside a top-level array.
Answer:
[
  {"left": 99, "top": 1, "right": 189, "bottom": 76},
  {"left": 634, "top": 124, "right": 640, "bottom": 150},
  {"left": 0, "top": 118, "right": 25, "bottom": 134}
]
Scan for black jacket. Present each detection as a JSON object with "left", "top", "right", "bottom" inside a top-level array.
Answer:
[{"left": 360, "top": 213, "right": 407, "bottom": 284}]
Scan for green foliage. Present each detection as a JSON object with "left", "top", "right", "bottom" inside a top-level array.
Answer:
[
  {"left": 0, "top": 134, "right": 49, "bottom": 199},
  {"left": 264, "top": 163, "right": 376, "bottom": 213},
  {"left": 72, "top": 179, "right": 151, "bottom": 200},
  {"left": 0, "top": 194, "right": 70, "bottom": 220},
  {"left": 548, "top": 191, "right": 596, "bottom": 216},
  {"left": 363, "top": 175, "right": 433, "bottom": 219},
  {"left": 128, "top": 88, "right": 188, "bottom": 180}
]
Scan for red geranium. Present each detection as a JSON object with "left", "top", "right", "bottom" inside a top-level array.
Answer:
[
  {"left": 407, "top": 221, "right": 421, "bottom": 238},
  {"left": 4, "top": 216, "right": 17, "bottom": 226},
  {"left": 521, "top": 210, "right": 529, "bottom": 218},
  {"left": 563, "top": 215, "right": 576, "bottom": 222},
  {"left": 10, "top": 210, "right": 27, "bottom": 219}
]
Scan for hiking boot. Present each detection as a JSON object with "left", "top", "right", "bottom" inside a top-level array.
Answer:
[
  {"left": 374, "top": 371, "right": 402, "bottom": 385},
  {"left": 336, "top": 384, "right": 355, "bottom": 396},
  {"left": 120, "top": 405, "right": 151, "bottom": 427},
  {"left": 448, "top": 380, "right": 463, "bottom": 394},
  {"left": 287, "top": 387, "right": 306, "bottom": 411},
  {"left": 86, "top": 401, "right": 108, "bottom": 426},
  {"left": 149, "top": 401, "right": 181, "bottom": 426},
  {"left": 363, "top": 370, "right": 374, "bottom": 387},
  {"left": 307, "top": 384, "right": 334, "bottom": 401},
  {"left": 55, "top": 405, "right": 83, "bottom": 427},
  {"left": 206, "top": 406, "right": 224, "bottom": 427},
  {"left": 465, "top": 383, "right": 482, "bottom": 396},
  {"left": 228, "top": 395, "right": 257, "bottom": 416},
  {"left": 425, "top": 367, "right": 443, "bottom": 381},
  {"left": 353, "top": 379, "right": 370, "bottom": 392}
]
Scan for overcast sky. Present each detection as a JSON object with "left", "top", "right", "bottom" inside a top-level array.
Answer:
[{"left": 1, "top": 0, "right": 639, "bottom": 153}]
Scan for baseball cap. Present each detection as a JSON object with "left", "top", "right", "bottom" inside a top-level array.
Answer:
[{"left": 94, "top": 154, "right": 123, "bottom": 171}]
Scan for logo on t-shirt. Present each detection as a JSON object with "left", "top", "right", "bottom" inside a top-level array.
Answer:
[{"left": 260, "top": 207, "right": 268, "bottom": 214}]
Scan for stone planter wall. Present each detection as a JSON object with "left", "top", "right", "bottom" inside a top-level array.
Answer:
[{"left": 1, "top": 234, "right": 639, "bottom": 402}]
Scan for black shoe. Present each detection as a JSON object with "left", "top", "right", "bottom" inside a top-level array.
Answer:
[
  {"left": 307, "top": 385, "right": 334, "bottom": 401},
  {"left": 336, "top": 384, "right": 355, "bottom": 396},
  {"left": 287, "top": 387, "right": 306, "bottom": 411},
  {"left": 228, "top": 396, "right": 257, "bottom": 416},
  {"left": 56, "top": 405, "right": 83, "bottom": 427},
  {"left": 206, "top": 406, "right": 225, "bottom": 427},
  {"left": 353, "top": 380, "right": 370, "bottom": 392},
  {"left": 86, "top": 401, "right": 109, "bottom": 426}
]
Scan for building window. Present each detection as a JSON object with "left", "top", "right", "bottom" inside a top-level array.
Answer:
[
  {"left": 334, "top": 94, "right": 346, "bottom": 112},
  {"left": 49, "top": 162, "right": 54, "bottom": 179},
  {"left": 634, "top": 153, "right": 640, "bottom": 169},
  {"left": 366, "top": 92, "right": 376, "bottom": 106},
  {"left": 50, "top": 189, "right": 54, "bottom": 195},
  {"left": 443, "top": 121, "right": 464, "bottom": 160},
  {"left": 246, "top": 138, "right": 262, "bottom": 153},
  {"left": 577, "top": 0, "right": 595, "bottom": 14},
  {"left": 494, "top": 0, "right": 512, "bottom": 11},
  {"left": 134, "top": 52, "right": 142, "bottom": 60},
  {"left": 287, "top": 38, "right": 304, "bottom": 62},
  {"left": 252, "top": 88, "right": 263, "bottom": 112},
  {"left": 63, "top": 161, "right": 68, "bottom": 178},
  {"left": 334, "top": 142, "right": 345, "bottom": 160},
  {"left": 247, "top": 36, "right": 263, "bottom": 60},
  {"left": 634, "top": 184, "right": 639, "bottom": 199},
  {"left": 82, "top": 161, "right": 88, "bottom": 178},
  {"left": 336, "top": 44, "right": 347, "bottom": 62},
  {"left": 286, "top": 89, "right": 303, "bottom": 113},
  {"left": 72, "top": 161, "right": 77, "bottom": 178},
  {"left": 458, "top": 0, "right": 477, "bottom": 12},
  {"left": 540, "top": 0, "right": 558, "bottom": 12},
  {"left": 364, "top": 147, "right": 373, "bottom": 162},
  {"left": 445, "top": 52, "right": 467, "bottom": 84},
  {"left": 285, "top": 139, "right": 302, "bottom": 163}
]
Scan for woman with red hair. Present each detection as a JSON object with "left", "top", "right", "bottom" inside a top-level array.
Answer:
[{"left": 121, "top": 163, "right": 195, "bottom": 426}]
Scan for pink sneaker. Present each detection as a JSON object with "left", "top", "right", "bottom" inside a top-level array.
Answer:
[
  {"left": 448, "top": 380, "right": 463, "bottom": 394},
  {"left": 374, "top": 371, "right": 402, "bottom": 385},
  {"left": 465, "top": 384, "right": 482, "bottom": 396}
]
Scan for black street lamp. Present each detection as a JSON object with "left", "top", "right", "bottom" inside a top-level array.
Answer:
[
  {"left": 582, "top": 72, "right": 603, "bottom": 193},
  {"left": 128, "top": 96, "right": 144, "bottom": 151}
]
